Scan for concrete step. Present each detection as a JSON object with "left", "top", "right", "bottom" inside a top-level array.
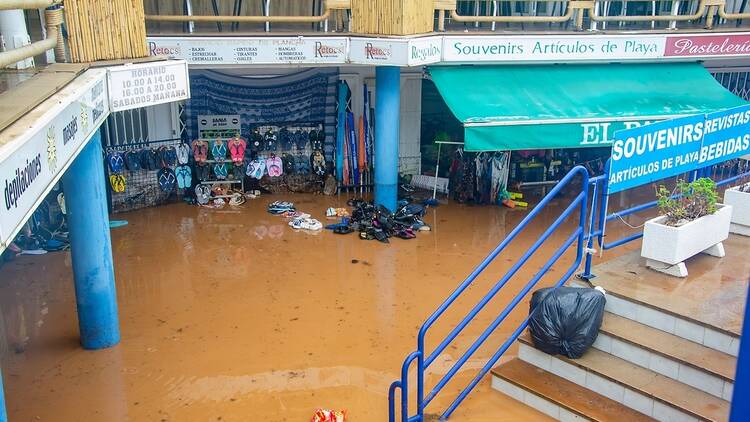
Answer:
[
  {"left": 594, "top": 312, "right": 736, "bottom": 400},
  {"left": 518, "top": 334, "right": 730, "bottom": 421},
  {"left": 492, "top": 358, "right": 654, "bottom": 422},
  {"left": 570, "top": 279, "right": 741, "bottom": 357}
]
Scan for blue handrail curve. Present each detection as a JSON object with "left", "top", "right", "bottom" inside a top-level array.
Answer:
[{"left": 389, "top": 165, "right": 592, "bottom": 421}]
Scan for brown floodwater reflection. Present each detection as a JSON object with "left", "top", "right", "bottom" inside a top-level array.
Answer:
[{"left": 0, "top": 188, "right": 670, "bottom": 421}]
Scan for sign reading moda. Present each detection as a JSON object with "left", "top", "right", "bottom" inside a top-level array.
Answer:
[
  {"left": 608, "top": 104, "right": 750, "bottom": 193},
  {"left": 0, "top": 70, "right": 109, "bottom": 247},
  {"left": 107, "top": 60, "right": 190, "bottom": 112}
]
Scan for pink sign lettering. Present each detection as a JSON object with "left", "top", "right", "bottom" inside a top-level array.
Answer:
[{"left": 665, "top": 34, "right": 750, "bottom": 57}]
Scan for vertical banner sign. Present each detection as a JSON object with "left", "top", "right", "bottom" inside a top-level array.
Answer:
[
  {"left": 107, "top": 60, "right": 190, "bottom": 112},
  {"left": 608, "top": 104, "right": 750, "bottom": 193}
]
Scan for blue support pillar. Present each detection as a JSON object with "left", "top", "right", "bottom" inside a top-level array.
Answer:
[
  {"left": 61, "top": 130, "right": 120, "bottom": 350},
  {"left": 730, "top": 280, "right": 750, "bottom": 421},
  {"left": 0, "top": 368, "right": 6, "bottom": 422},
  {"left": 374, "top": 66, "right": 400, "bottom": 212}
]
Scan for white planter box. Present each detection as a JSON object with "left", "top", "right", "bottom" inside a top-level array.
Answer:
[
  {"left": 641, "top": 204, "right": 732, "bottom": 277},
  {"left": 725, "top": 186, "right": 750, "bottom": 236}
]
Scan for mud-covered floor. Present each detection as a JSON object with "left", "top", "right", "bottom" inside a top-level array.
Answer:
[{"left": 0, "top": 190, "right": 648, "bottom": 421}]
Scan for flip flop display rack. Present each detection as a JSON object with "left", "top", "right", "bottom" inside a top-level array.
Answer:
[{"left": 103, "top": 138, "right": 188, "bottom": 213}]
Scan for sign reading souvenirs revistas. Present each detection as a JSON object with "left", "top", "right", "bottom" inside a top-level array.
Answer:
[
  {"left": 147, "top": 37, "right": 348, "bottom": 65},
  {"left": 107, "top": 60, "right": 190, "bottom": 112},
  {"left": 0, "top": 70, "right": 110, "bottom": 247},
  {"left": 608, "top": 105, "right": 750, "bottom": 193}
]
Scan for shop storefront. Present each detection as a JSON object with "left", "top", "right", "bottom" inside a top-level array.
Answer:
[{"left": 421, "top": 62, "right": 750, "bottom": 204}]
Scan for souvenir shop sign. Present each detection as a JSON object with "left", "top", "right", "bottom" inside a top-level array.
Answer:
[
  {"left": 442, "top": 34, "right": 666, "bottom": 62},
  {"left": 0, "top": 70, "right": 109, "bottom": 248},
  {"left": 349, "top": 37, "right": 442, "bottom": 66},
  {"left": 107, "top": 60, "right": 190, "bottom": 112},
  {"left": 147, "top": 36, "right": 348, "bottom": 65},
  {"left": 608, "top": 104, "right": 750, "bottom": 193}
]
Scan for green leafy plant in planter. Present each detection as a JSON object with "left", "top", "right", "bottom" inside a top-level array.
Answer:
[{"left": 656, "top": 178, "right": 719, "bottom": 227}]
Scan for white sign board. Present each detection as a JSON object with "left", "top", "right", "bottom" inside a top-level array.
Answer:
[
  {"left": 148, "top": 37, "right": 348, "bottom": 65},
  {"left": 107, "top": 60, "right": 190, "bottom": 112},
  {"left": 0, "top": 70, "right": 109, "bottom": 248},
  {"left": 349, "top": 38, "right": 410, "bottom": 65},
  {"left": 442, "top": 34, "right": 666, "bottom": 63},
  {"left": 407, "top": 36, "right": 443, "bottom": 66},
  {"left": 198, "top": 114, "right": 241, "bottom": 136}
]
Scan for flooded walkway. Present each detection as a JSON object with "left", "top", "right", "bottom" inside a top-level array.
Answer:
[{"left": 0, "top": 191, "right": 697, "bottom": 421}]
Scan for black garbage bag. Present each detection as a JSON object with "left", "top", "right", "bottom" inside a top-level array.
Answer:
[{"left": 528, "top": 286, "right": 606, "bottom": 359}]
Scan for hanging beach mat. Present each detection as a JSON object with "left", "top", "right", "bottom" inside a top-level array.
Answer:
[{"left": 428, "top": 63, "right": 747, "bottom": 151}]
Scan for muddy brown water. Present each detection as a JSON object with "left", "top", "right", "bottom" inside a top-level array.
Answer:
[{"left": 0, "top": 190, "right": 648, "bottom": 421}]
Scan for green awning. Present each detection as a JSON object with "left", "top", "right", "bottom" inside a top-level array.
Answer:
[{"left": 429, "top": 63, "right": 748, "bottom": 151}]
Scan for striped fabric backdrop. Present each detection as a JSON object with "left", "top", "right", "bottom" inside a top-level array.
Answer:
[{"left": 186, "top": 68, "right": 340, "bottom": 160}]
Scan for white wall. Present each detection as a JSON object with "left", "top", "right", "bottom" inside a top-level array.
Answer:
[{"left": 339, "top": 66, "right": 423, "bottom": 176}]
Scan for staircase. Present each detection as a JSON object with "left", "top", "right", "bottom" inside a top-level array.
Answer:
[{"left": 491, "top": 273, "right": 740, "bottom": 421}]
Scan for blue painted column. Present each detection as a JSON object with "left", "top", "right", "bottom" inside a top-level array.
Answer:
[
  {"left": 730, "top": 280, "right": 750, "bottom": 421},
  {"left": 61, "top": 130, "right": 120, "bottom": 349},
  {"left": 0, "top": 368, "right": 6, "bottom": 422},
  {"left": 374, "top": 66, "right": 400, "bottom": 212}
]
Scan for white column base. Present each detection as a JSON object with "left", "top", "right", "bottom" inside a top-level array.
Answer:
[
  {"left": 730, "top": 223, "right": 750, "bottom": 237},
  {"left": 701, "top": 242, "right": 725, "bottom": 258},
  {"left": 646, "top": 259, "right": 689, "bottom": 278}
]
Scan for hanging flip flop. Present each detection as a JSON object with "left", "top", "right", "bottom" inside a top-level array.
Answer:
[
  {"left": 157, "top": 168, "right": 176, "bottom": 192},
  {"left": 125, "top": 150, "right": 141, "bottom": 171},
  {"left": 211, "top": 139, "right": 227, "bottom": 161},
  {"left": 229, "top": 135, "right": 247, "bottom": 164},
  {"left": 267, "top": 155, "right": 283, "bottom": 177},
  {"left": 107, "top": 151, "right": 125, "bottom": 173},
  {"left": 214, "top": 163, "right": 228, "bottom": 180},
  {"left": 176, "top": 143, "right": 190, "bottom": 165},
  {"left": 195, "top": 184, "right": 211, "bottom": 205},
  {"left": 109, "top": 174, "right": 126, "bottom": 193},
  {"left": 252, "top": 157, "right": 266, "bottom": 179},
  {"left": 264, "top": 129, "right": 278, "bottom": 151},
  {"left": 175, "top": 165, "right": 188, "bottom": 189}
]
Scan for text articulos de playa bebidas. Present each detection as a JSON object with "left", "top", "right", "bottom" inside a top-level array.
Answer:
[{"left": 609, "top": 109, "right": 750, "bottom": 187}]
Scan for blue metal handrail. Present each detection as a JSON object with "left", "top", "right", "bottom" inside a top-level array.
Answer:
[{"left": 389, "top": 165, "right": 592, "bottom": 421}]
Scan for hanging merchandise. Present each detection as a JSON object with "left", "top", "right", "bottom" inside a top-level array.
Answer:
[
  {"left": 211, "top": 139, "right": 228, "bottom": 161},
  {"left": 109, "top": 174, "right": 126, "bottom": 193},
  {"left": 311, "top": 150, "right": 326, "bottom": 176},
  {"left": 175, "top": 165, "right": 193, "bottom": 189},
  {"left": 363, "top": 83, "right": 372, "bottom": 172},
  {"left": 196, "top": 163, "right": 210, "bottom": 182},
  {"left": 213, "top": 162, "right": 229, "bottom": 180},
  {"left": 157, "top": 168, "right": 177, "bottom": 192},
  {"left": 358, "top": 116, "right": 366, "bottom": 173},
  {"left": 160, "top": 145, "right": 177, "bottom": 167},
  {"left": 148, "top": 149, "right": 161, "bottom": 170},
  {"left": 125, "top": 150, "right": 141, "bottom": 171},
  {"left": 346, "top": 112, "right": 359, "bottom": 186},
  {"left": 267, "top": 155, "right": 284, "bottom": 177},
  {"left": 176, "top": 143, "right": 191, "bottom": 165},
  {"left": 250, "top": 128, "right": 263, "bottom": 152},
  {"left": 192, "top": 139, "right": 209, "bottom": 164},
  {"left": 107, "top": 151, "right": 125, "bottom": 173},
  {"left": 195, "top": 184, "right": 211, "bottom": 205},
  {"left": 265, "top": 128, "right": 278, "bottom": 151},
  {"left": 336, "top": 81, "right": 348, "bottom": 182},
  {"left": 228, "top": 134, "right": 247, "bottom": 165},
  {"left": 282, "top": 153, "right": 296, "bottom": 174},
  {"left": 294, "top": 128, "right": 308, "bottom": 150},
  {"left": 279, "top": 127, "right": 293, "bottom": 150}
]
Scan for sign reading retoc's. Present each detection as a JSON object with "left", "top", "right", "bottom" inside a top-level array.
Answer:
[
  {"left": 107, "top": 60, "right": 190, "bottom": 112},
  {"left": 608, "top": 104, "right": 750, "bottom": 193}
]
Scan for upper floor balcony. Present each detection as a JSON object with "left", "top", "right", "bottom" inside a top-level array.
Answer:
[{"left": 144, "top": 0, "right": 750, "bottom": 35}]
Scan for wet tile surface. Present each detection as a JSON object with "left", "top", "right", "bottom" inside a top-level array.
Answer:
[
  {"left": 591, "top": 235, "right": 750, "bottom": 336},
  {"left": 1, "top": 193, "right": 597, "bottom": 421}
]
